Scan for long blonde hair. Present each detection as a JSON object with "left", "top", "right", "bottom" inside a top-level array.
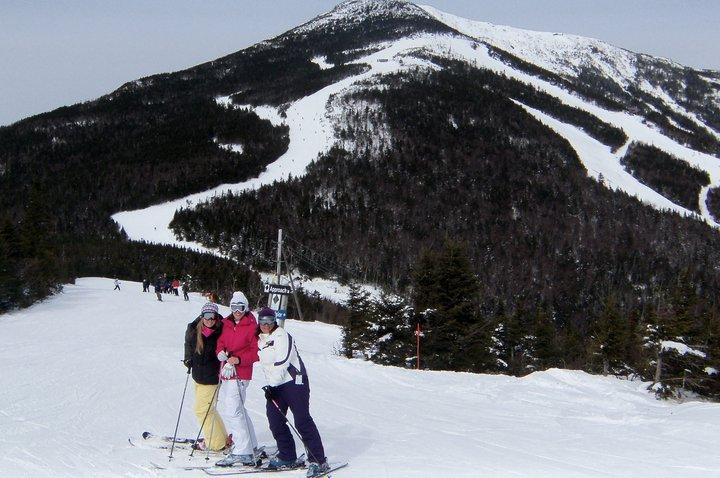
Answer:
[{"left": 195, "top": 320, "right": 208, "bottom": 355}]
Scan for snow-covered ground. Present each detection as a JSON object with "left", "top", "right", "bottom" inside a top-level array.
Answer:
[{"left": 2, "top": 278, "right": 720, "bottom": 477}]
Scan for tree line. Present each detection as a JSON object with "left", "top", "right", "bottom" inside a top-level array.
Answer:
[{"left": 343, "top": 241, "right": 720, "bottom": 400}]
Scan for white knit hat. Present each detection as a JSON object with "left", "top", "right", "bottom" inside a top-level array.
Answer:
[{"left": 229, "top": 291, "right": 248, "bottom": 310}]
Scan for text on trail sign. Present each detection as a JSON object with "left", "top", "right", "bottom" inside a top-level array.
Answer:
[{"left": 264, "top": 283, "right": 292, "bottom": 295}]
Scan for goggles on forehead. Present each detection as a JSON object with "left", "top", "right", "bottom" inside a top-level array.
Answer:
[{"left": 230, "top": 303, "right": 247, "bottom": 313}]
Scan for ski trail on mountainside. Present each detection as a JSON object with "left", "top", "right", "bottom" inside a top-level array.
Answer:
[{"left": 114, "top": 33, "right": 720, "bottom": 259}]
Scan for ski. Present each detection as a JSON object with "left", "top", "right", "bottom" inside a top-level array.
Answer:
[
  {"left": 134, "top": 432, "right": 278, "bottom": 459},
  {"left": 142, "top": 431, "right": 197, "bottom": 445},
  {"left": 309, "top": 462, "right": 348, "bottom": 478},
  {"left": 203, "top": 466, "right": 303, "bottom": 476},
  {"left": 203, "top": 455, "right": 307, "bottom": 476},
  {"left": 128, "top": 436, "right": 226, "bottom": 455},
  {"left": 151, "top": 461, "right": 216, "bottom": 471},
  {"left": 203, "top": 461, "right": 347, "bottom": 477}
]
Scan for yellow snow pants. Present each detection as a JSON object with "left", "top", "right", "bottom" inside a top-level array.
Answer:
[{"left": 193, "top": 383, "right": 228, "bottom": 451}]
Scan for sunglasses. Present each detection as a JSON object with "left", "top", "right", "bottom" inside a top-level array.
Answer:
[{"left": 230, "top": 304, "right": 247, "bottom": 313}]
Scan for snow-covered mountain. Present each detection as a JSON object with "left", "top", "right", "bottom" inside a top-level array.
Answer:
[
  {"left": 5, "top": 0, "right": 720, "bottom": 396},
  {"left": 2, "top": 278, "right": 719, "bottom": 477},
  {"left": 111, "top": 0, "right": 720, "bottom": 242},
  {"left": 107, "top": 0, "right": 720, "bottom": 300}
]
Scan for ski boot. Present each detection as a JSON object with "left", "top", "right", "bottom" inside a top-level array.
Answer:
[
  {"left": 307, "top": 461, "right": 330, "bottom": 477},
  {"left": 215, "top": 453, "right": 260, "bottom": 467},
  {"left": 266, "top": 456, "right": 303, "bottom": 470}
]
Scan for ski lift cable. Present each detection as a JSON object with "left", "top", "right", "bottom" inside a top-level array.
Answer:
[
  {"left": 285, "top": 243, "right": 357, "bottom": 278},
  {"left": 284, "top": 245, "right": 338, "bottom": 277},
  {"left": 283, "top": 234, "right": 361, "bottom": 276},
  {"left": 266, "top": 239, "right": 337, "bottom": 276}
]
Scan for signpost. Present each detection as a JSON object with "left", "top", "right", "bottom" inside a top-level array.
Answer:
[
  {"left": 414, "top": 322, "right": 423, "bottom": 370},
  {"left": 264, "top": 283, "right": 292, "bottom": 295},
  {"left": 265, "top": 228, "right": 305, "bottom": 327}
]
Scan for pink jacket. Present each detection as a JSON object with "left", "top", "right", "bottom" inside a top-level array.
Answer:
[{"left": 216, "top": 311, "right": 259, "bottom": 380}]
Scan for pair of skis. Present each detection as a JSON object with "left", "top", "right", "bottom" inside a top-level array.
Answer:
[
  {"left": 152, "top": 456, "right": 347, "bottom": 477},
  {"left": 133, "top": 432, "right": 347, "bottom": 477}
]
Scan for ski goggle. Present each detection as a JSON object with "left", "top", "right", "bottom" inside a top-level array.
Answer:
[
  {"left": 202, "top": 312, "right": 217, "bottom": 320},
  {"left": 258, "top": 316, "right": 276, "bottom": 325},
  {"left": 230, "top": 303, "right": 247, "bottom": 313}
]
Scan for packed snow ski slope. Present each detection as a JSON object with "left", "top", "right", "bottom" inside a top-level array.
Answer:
[{"left": 1, "top": 278, "right": 720, "bottom": 477}]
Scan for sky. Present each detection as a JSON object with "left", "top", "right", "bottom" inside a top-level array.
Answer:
[{"left": 1, "top": 0, "right": 718, "bottom": 126}]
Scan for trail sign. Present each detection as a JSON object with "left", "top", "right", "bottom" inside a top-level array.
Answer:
[{"left": 264, "top": 283, "right": 292, "bottom": 295}]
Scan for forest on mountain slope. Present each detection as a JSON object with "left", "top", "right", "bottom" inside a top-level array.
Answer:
[
  {"left": 171, "top": 63, "right": 720, "bottom": 396},
  {"left": 0, "top": 6, "right": 455, "bottom": 312}
]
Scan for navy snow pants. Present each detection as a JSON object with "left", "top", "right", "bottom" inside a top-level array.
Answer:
[{"left": 266, "top": 379, "right": 325, "bottom": 464}]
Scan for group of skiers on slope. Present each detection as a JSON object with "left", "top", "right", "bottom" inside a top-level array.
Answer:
[
  {"left": 183, "top": 291, "right": 329, "bottom": 477},
  {"left": 114, "top": 277, "right": 190, "bottom": 301},
  {"left": 148, "top": 276, "right": 189, "bottom": 301}
]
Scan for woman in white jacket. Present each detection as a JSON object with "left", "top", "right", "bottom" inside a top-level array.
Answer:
[{"left": 256, "top": 307, "right": 329, "bottom": 477}]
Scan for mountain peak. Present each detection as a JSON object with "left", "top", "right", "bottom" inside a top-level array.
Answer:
[
  {"left": 292, "top": 0, "right": 432, "bottom": 34},
  {"left": 330, "top": 0, "right": 416, "bottom": 15}
]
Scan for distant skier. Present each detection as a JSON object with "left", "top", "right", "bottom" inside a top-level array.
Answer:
[
  {"left": 184, "top": 302, "right": 228, "bottom": 451},
  {"left": 256, "top": 307, "right": 329, "bottom": 477},
  {"left": 214, "top": 291, "right": 260, "bottom": 467},
  {"left": 182, "top": 281, "right": 189, "bottom": 301},
  {"left": 142, "top": 278, "right": 149, "bottom": 292},
  {"left": 172, "top": 279, "right": 180, "bottom": 296},
  {"left": 113, "top": 278, "right": 120, "bottom": 291},
  {"left": 154, "top": 277, "right": 163, "bottom": 302}
]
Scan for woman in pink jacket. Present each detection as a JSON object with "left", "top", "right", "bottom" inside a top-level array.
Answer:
[{"left": 214, "top": 291, "right": 260, "bottom": 467}]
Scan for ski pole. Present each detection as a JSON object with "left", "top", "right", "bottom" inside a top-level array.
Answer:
[
  {"left": 265, "top": 391, "right": 320, "bottom": 464},
  {"left": 206, "top": 398, "right": 216, "bottom": 461},
  {"left": 169, "top": 366, "right": 192, "bottom": 460},
  {"left": 260, "top": 367, "right": 319, "bottom": 465},
  {"left": 189, "top": 380, "right": 222, "bottom": 458}
]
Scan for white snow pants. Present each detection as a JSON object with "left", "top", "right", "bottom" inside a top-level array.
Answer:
[{"left": 217, "top": 379, "right": 258, "bottom": 455}]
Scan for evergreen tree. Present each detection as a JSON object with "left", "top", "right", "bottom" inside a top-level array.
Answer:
[
  {"left": 412, "top": 240, "right": 484, "bottom": 371},
  {"left": 490, "top": 303, "right": 511, "bottom": 372},
  {"left": 666, "top": 271, "right": 697, "bottom": 340},
  {"left": 529, "top": 307, "right": 559, "bottom": 371},
  {"left": 359, "top": 293, "right": 414, "bottom": 366},
  {"left": 0, "top": 216, "right": 21, "bottom": 312},
  {"left": 644, "top": 283, "right": 709, "bottom": 398},
  {"left": 588, "top": 295, "right": 631, "bottom": 375},
  {"left": 700, "top": 304, "right": 720, "bottom": 399},
  {"left": 18, "top": 183, "right": 60, "bottom": 305},
  {"left": 342, "top": 284, "right": 371, "bottom": 359}
]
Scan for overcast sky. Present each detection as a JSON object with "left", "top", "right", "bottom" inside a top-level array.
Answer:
[{"left": 1, "top": 0, "right": 718, "bottom": 126}]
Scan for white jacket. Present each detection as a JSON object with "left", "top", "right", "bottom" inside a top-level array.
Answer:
[{"left": 258, "top": 327, "right": 305, "bottom": 387}]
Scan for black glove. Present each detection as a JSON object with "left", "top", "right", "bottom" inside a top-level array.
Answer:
[
  {"left": 262, "top": 385, "right": 275, "bottom": 401},
  {"left": 183, "top": 359, "right": 192, "bottom": 373}
]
